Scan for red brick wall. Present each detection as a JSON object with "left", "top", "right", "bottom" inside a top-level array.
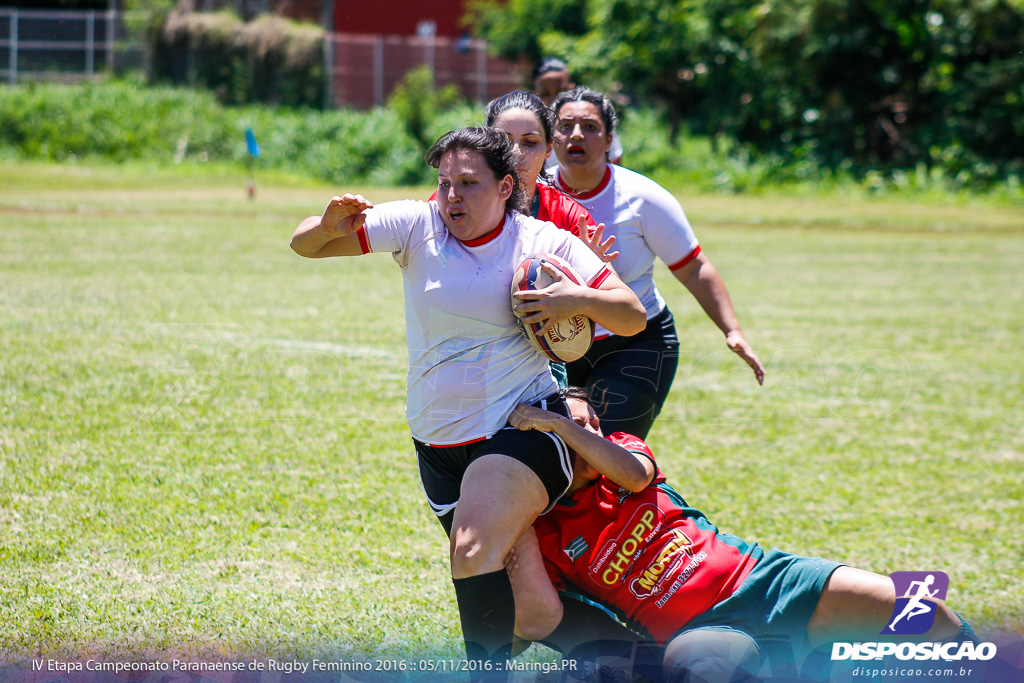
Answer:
[{"left": 334, "top": 0, "right": 467, "bottom": 38}]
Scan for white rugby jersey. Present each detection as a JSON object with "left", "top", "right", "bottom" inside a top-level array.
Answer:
[
  {"left": 356, "top": 200, "right": 611, "bottom": 446},
  {"left": 555, "top": 164, "right": 700, "bottom": 339}
]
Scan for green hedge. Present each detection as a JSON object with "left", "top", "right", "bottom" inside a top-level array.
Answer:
[
  {"left": 1, "top": 78, "right": 1019, "bottom": 198},
  {"left": 0, "top": 78, "right": 479, "bottom": 186}
]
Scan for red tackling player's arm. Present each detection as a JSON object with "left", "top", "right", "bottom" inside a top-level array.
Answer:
[{"left": 509, "top": 404, "right": 655, "bottom": 492}]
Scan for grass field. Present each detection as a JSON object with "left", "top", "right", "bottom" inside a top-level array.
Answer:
[{"left": 0, "top": 161, "right": 1022, "bottom": 667}]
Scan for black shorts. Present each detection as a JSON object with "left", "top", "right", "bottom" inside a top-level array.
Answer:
[{"left": 414, "top": 393, "right": 574, "bottom": 536}]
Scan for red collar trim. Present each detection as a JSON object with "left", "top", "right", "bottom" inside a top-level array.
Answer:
[
  {"left": 458, "top": 215, "right": 507, "bottom": 247},
  {"left": 558, "top": 165, "right": 612, "bottom": 200}
]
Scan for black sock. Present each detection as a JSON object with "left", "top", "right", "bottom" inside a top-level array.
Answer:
[{"left": 452, "top": 570, "right": 516, "bottom": 668}]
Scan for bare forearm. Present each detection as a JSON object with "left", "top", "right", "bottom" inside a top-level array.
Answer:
[
  {"left": 291, "top": 215, "right": 363, "bottom": 258},
  {"left": 677, "top": 256, "right": 742, "bottom": 336},
  {"left": 291, "top": 216, "right": 330, "bottom": 256},
  {"left": 573, "top": 272, "right": 643, "bottom": 335},
  {"left": 580, "top": 280, "right": 646, "bottom": 336},
  {"left": 674, "top": 252, "right": 766, "bottom": 384},
  {"left": 291, "top": 194, "right": 372, "bottom": 258}
]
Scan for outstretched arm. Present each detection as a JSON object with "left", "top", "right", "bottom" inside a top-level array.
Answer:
[
  {"left": 510, "top": 404, "right": 655, "bottom": 492},
  {"left": 290, "top": 193, "right": 373, "bottom": 258},
  {"left": 673, "top": 251, "right": 765, "bottom": 385}
]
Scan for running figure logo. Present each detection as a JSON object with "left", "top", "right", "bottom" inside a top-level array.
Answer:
[{"left": 883, "top": 571, "right": 950, "bottom": 635}]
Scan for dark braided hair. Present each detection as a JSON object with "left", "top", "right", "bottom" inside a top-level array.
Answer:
[{"left": 531, "top": 56, "right": 568, "bottom": 82}]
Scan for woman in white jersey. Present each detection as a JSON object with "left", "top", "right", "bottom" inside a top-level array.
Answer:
[
  {"left": 533, "top": 57, "right": 624, "bottom": 168},
  {"left": 551, "top": 87, "right": 766, "bottom": 439},
  {"left": 290, "top": 127, "right": 645, "bottom": 676}
]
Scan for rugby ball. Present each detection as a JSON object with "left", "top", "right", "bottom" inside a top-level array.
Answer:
[{"left": 511, "top": 253, "right": 594, "bottom": 363}]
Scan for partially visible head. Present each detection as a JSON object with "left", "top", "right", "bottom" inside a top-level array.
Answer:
[
  {"left": 486, "top": 90, "right": 554, "bottom": 143},
  {"left": 426, "top": 127, "right": 526, "bottom": 237},
  {"left": 485, "top": 91, "right": 554, "bottom": 183},
  {"left": 532, "top": 57, "right": 574, "bottom": 107},
  {"left": 563, "top": 386, "right": 604, "bottom": 482}
]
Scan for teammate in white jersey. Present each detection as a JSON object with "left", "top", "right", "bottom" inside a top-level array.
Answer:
[
  {"left": 533, "top": 57, "right": 624, "bottom": 175},
  {"left": 551, "top": 87, "right": 766, "bottom": 439},
  {"left": 290, "top": 126, "right": 645, "bottom": 678}
]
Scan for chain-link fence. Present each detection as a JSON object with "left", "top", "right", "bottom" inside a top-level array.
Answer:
[
  {"left": 326, "top": 32, "right": 523, "bottom": 109},
  {"left": 0, "top": 9, "right": 523, "bottom": 110},
  {"left": 0, "top": 8, "right": 149, "bottom": 84}
]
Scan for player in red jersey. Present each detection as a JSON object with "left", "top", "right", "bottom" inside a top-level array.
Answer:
[{"left": 506, "top": 388, "right": 975, "bottom": 681}]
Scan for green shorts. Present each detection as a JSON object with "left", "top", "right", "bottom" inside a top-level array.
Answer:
[{"left": 674, "top": 548, "right": 842, "bottom": 652}]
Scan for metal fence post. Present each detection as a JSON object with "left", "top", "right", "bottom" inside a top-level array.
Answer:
[
  {"left": 9, "top": 8, "right": 17, "bottom": 84},
  {"left": 86, "top": 9, "right": 95, "bottom": 77},
  {"left": 322, "top": 33, "right": 333, "bottom": 109},
  {"left": 106, "top": 7, "right": 115, "bottom": 71},
  {"left": 425, "top": 38, "right": 434, "bottom": 84},
  {"left": 476, "top": 41, "right": 486, "bottom": 103},
  {"left": 373, "top": 35, "right": 383, "bottom": 107}
]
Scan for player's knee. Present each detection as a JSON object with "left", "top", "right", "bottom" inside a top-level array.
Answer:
[
  {"left": 450, "top": 528, "right": 503, "bottom": 577},
  {"left": 450, "top": 531, "right": 482, "bottom": 573},
  {"left": 664, "top": 630, "right": 760, "bottom": 683},
  {"left": 664, "top": 656, "right": 760, "bottom": 683}
]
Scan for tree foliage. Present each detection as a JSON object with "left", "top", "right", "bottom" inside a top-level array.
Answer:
[
  {"left": 472, "top": 0, "right": 1024, "bottom": 181},
  {"left": 465, "top": 0, "right": 589, "bottom": 64}
]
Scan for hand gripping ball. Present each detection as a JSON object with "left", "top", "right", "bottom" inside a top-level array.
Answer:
[{"left": 511, "top": 253, "right": 595, "bottom": 363}]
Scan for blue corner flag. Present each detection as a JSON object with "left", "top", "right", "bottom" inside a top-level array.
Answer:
[{"left": 245, "top": 127, "right": 261, "bottom": 158}]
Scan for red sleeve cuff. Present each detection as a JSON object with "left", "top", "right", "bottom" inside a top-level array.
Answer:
[
  {"left": 589, "top": 266, "right": 612, "bottom": 289},
  {"left": 356, "top": 227, "right": 371, "bottom": 254},
  {"left": 668, "top": 245, "right": 701, "bottom": 271}
]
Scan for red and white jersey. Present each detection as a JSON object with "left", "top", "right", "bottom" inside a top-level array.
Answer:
[
  {"left": 533, "top": 433, "right": 760, "bottom": 645},
  {"left": 555, "top": 165, "right": 700, "bottom": 339},
  {"left": 532, "top": 181, "right": 595, "bottom": 235},
  {"left": 356, "top": 200, "right": 612, "bottom": 445}
]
